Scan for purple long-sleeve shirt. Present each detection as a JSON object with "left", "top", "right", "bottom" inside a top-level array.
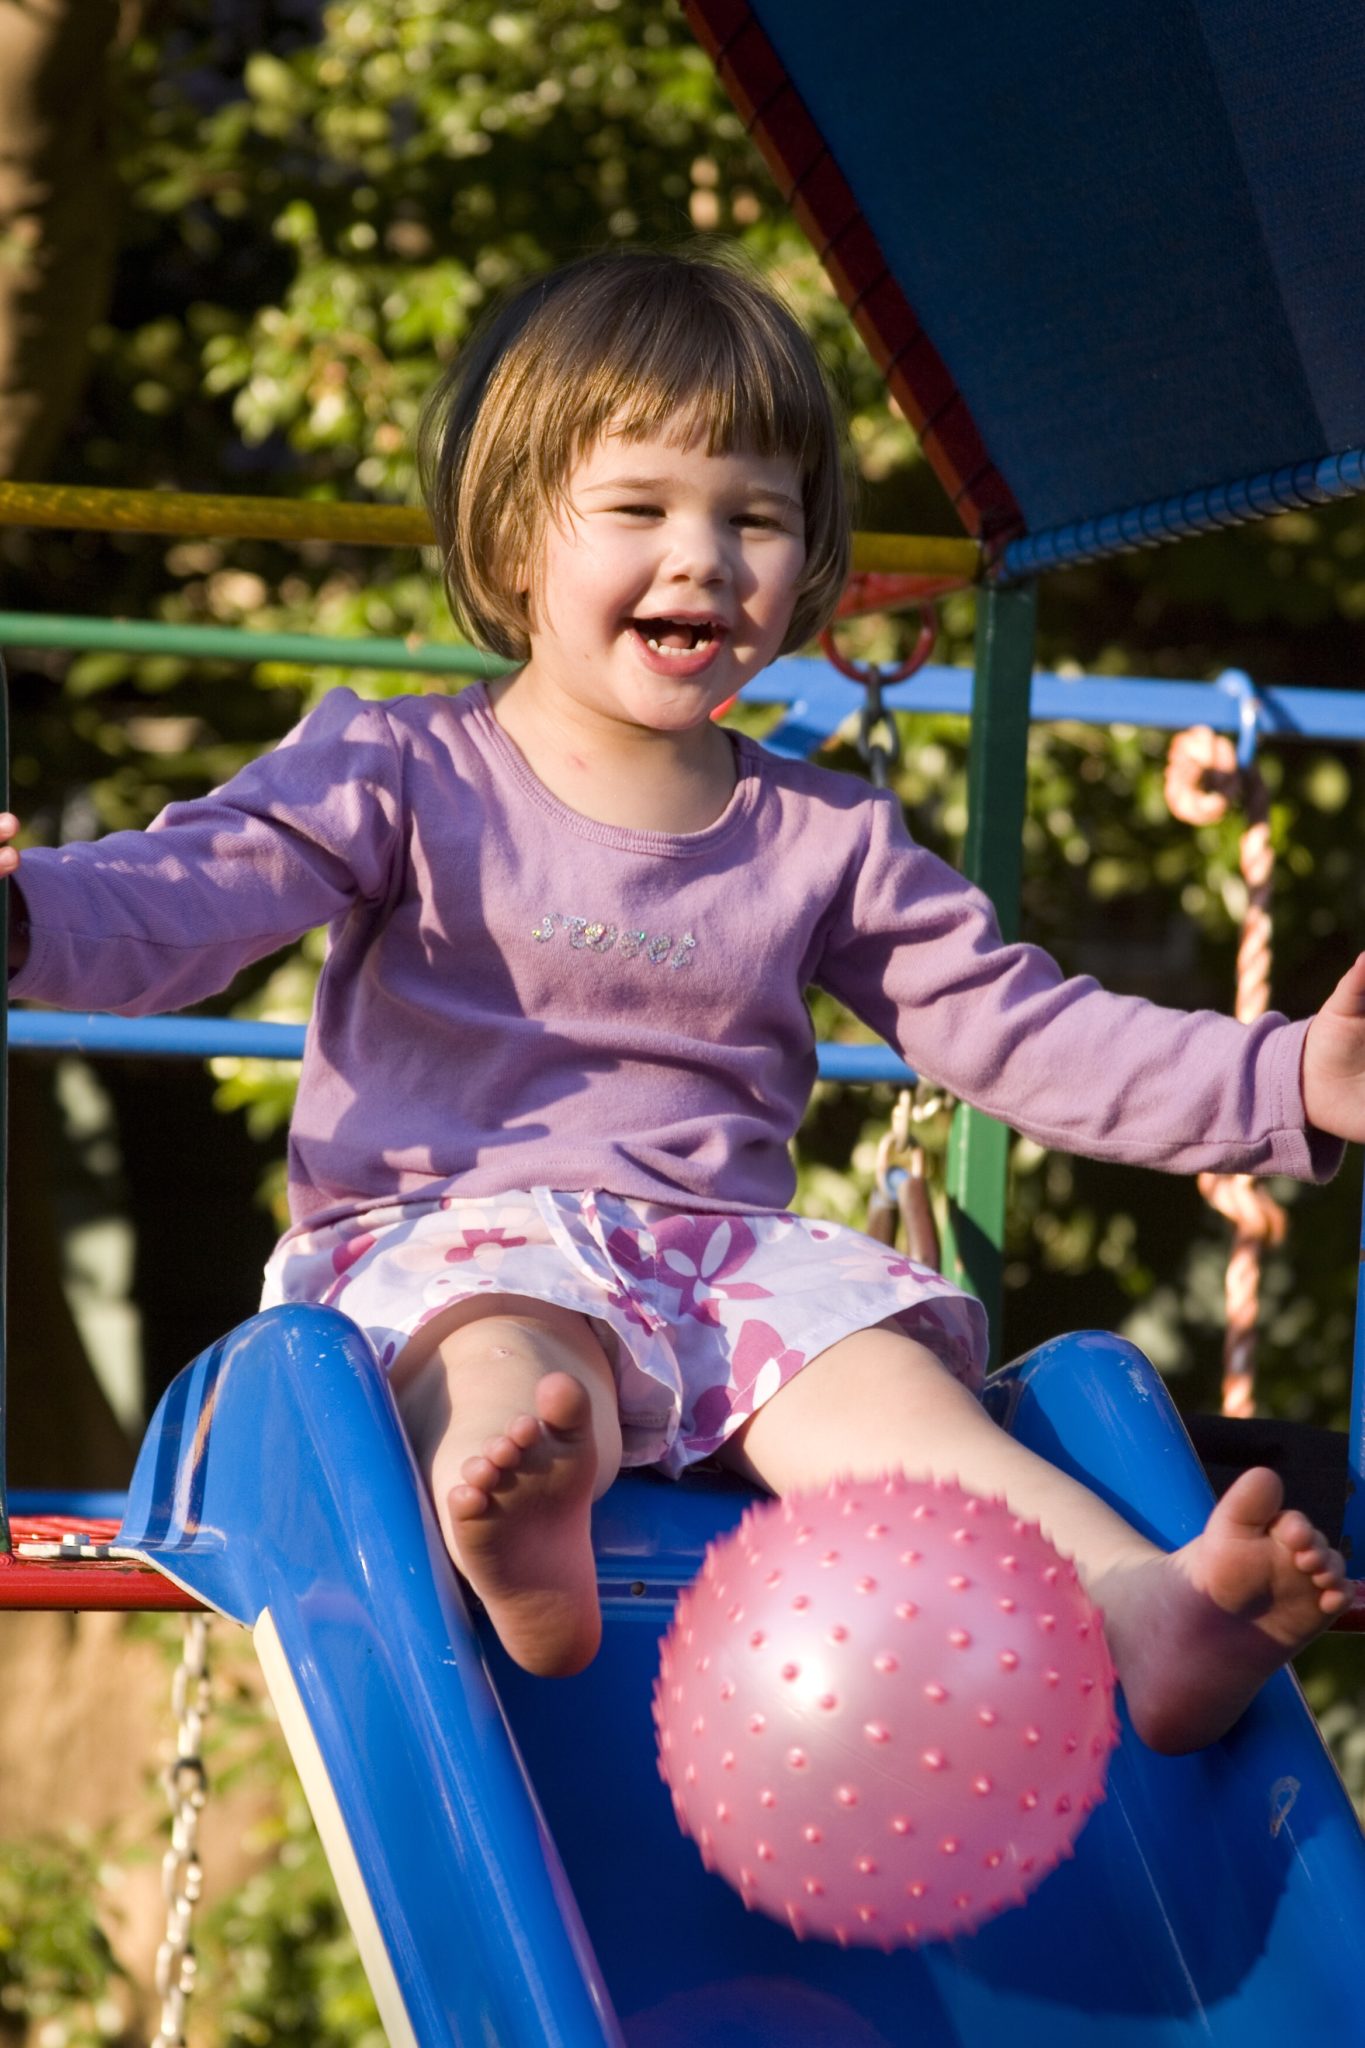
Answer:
[{"left": 11, "top": 683, "right": 1339, "bottom": 1238}]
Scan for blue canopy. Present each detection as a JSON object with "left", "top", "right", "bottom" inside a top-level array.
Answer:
[{"left": 687, "top": 1, "right": 1365, "bottom": 574}]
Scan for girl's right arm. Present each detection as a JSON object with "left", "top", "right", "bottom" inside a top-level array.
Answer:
[{"left": 5, "top": 689, "right": 402, "bottom": 1014}]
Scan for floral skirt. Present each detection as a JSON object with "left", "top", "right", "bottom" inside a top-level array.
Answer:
[{"left": 261, "top": 1187, "right": 988, "bottom": 1479}]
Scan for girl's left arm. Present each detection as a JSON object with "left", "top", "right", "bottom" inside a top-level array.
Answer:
[{"left": 815, "top": 791, "right": 1343, "bottom": 1183}]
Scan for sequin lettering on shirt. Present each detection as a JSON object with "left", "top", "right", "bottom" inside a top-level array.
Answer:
[{"left": 530, "top": 914, "right": 695, "bottom": 968}]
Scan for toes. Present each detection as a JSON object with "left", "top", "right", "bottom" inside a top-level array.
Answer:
[
  {"left": 1218, "top": 1465, "right": 1286, "bottom": 1531},
  {"left": 449, "top": 1480, "right": 492, "bottom": 1521},
  {"left": 1270, "top": 1507, "right": 1314, "bottom": 1554},
  {"left": 1308, "top": 1548, "right": 1347, "bottom": 1587},
  {"left": 534, "top": 1370, "right": 593, "bottom": 1436},
  {"left": 482, "top": 1432, "right": 525, "bottom": 1472},
  {"left": 461, "top": 1453, "right": 504, "bottom": 1494}
]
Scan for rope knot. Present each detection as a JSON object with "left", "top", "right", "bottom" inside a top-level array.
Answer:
[
  {"left": 1195, "top": 1171, "right": 1287, "bottom": 1245},
  {"left": 1163, "top": 725, "right": 1240, "bottom": 826}
]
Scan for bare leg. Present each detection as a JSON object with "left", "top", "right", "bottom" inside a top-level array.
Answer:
[
  {"left": 714, "top": 1325, "right": 1351, "bottom": 1754},
  {"left": 392, "top": 1294, "right": 622, "bottom": 1677}
]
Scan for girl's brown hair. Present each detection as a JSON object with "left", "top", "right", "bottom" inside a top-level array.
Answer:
[{"left": 418, "top": 247, "right": 850, "bottom": 660}]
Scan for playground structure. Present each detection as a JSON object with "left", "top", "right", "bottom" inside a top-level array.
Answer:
[{"left": 5, "top": 1, "right": 1365, "bottom": 2042}]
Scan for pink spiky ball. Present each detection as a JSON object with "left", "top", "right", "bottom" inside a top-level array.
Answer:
[{"left": 653, "top": 1473, "right": 1118, "bottom": 1948}]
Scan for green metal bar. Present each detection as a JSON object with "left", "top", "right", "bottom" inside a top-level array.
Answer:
[
  {"left": 0, "top": 653, "right": 9, "bottom": 1553},
  {"left": 942, "top": 581, "right": 1038, "bottom": 1358},
  {"left": 0, "top": 612, "right": 511, "bottom": 678}
]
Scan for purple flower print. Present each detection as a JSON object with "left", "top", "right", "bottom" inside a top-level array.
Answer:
[
  {"left": 822, "top": 1235, "right": 927, "bottom": 1288},
  {"left": 601, "top": 1284, "right": 662, "bottom": 1337},
  {"left": 321, "top": 1230, "right": 378, "bottom": 1305},
  {"left": 609, "top": 1215, "right": 772, "bottom": 1327},
  {"left": 331, "top": 1231, "right": 378, "bottom": 1277},
  {"left": 689, "top": 1318, "right": 806, "bottom": 1448},
  {"left": 443, "top": 1226, "right": 529, "bottom": 1266}
]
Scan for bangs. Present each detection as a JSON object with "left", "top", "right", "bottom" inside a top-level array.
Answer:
[{"left": 559, "top": 297, "right": 826, "bottom": 472}]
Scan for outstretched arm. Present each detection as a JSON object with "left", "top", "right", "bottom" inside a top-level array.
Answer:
[
  {"left": 818, "top": 790, "right": 1341, "bottom": 1184},
  {"left": 1302, "top": 953, "right": 1365, "bottom": 1143},
  {"left": 5, "top": 689, "right": 401, "bottom": 1016}
]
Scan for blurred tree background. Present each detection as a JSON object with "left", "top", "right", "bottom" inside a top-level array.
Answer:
[{"left": 1, "top": 0, "right": 1364, "bottom": 2038}]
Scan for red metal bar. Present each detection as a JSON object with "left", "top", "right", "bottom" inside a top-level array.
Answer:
[{"left": 0, "top": 1517, "right": 204, "bottom": 1612}]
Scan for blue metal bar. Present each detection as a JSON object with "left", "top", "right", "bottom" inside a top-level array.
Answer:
[
  {"left": 750, "top": 658, "right": 1365, "bottom": 748},
  {"left": 7, "top": 1008, "right": 918, "bottom": 1083},
  {"left": 10, "top": 1489, "right": 129, "bottom": 1519},
  {"left": 999, "top": 447, "right": 1365, "bottom": 580},
  {"left": 10, "top": 1012, "right": 306, "bottom": 1060}
]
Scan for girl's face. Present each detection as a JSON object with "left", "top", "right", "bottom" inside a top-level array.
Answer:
[{"left": 516, "top": 422, "right": 807, "bottom": 738}]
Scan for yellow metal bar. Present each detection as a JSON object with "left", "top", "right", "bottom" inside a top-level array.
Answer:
[
  {"left": 0, "top": 480, "right": 431, "bottom": 548},
  {"left": 849, "top": 531, "right": 980, "bottom": 581},
  {"left": 0, "top": 480, "right": 981, "bottom": 585}
]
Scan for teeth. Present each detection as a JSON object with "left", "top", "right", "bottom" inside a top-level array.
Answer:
[{"left": 638, "top": 621, "right": 717, "bottom": 657}]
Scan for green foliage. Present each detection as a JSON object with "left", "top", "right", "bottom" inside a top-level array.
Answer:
[
  {"left": 7, "top": 0, "right": 1365, "bottom": 2028},
  {"left": 202, "top": 1791, "right": 381, "bottom": 2048},
  {"left": 0, "top": 1835, "right": 129, "bottom": 2046}
]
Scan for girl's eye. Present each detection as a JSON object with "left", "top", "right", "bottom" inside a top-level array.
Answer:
[{"left": 616, "top": 502, "right": 662, "bottom": 518}]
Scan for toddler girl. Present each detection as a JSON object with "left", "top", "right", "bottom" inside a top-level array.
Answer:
[{"left": 7, "top": 249, "right": 1364, "bottom": 1752}]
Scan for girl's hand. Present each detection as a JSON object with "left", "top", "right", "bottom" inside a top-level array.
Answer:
[
  {"left": 0, "top": 814, "right": 26, "bottom": 976},
  {"left": 0, "top": 812, "right": 20, "bottom": 880},
  {"left": 1302, "top": 953, "right": 1365, "bottom": 1142}
]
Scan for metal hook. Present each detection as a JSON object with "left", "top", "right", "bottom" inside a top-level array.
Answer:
[{"left": 1216, "top": 668, "right": 1264, "bottom": 773}]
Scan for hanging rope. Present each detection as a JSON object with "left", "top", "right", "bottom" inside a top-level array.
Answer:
[{"left": 1164, "top": 715, "right": 1286, "bottom": 1418}]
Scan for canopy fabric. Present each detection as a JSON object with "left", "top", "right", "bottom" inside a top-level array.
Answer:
[{"left": 686, "top": 1, "right": 1365, "bottom": 572}]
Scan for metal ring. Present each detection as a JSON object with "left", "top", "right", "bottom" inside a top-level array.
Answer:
[{"left": 818, "top": 603, "right": 938, "bottom": 687}]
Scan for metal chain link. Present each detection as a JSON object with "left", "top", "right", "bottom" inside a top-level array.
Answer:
[
  {"left": 855, "top": 668, "right": 901, "bottom": 788},
  {"left": 151, "top": 1613, "right": 211, "bottom": 2048}
]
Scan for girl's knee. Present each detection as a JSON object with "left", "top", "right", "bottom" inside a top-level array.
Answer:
[
  {"left": 392, "top": 1293, "right": 610, "bottom": 1388},
  {"left": 715, "top": 1321, "right": 986, "bottom": 1495},
  {"left": 394, "top": 1299, "right": 622, "bottom": 1471}
]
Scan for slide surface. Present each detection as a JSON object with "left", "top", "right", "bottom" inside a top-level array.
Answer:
[{"left": 118, "top": 1307, "right": 1365, "bottom": 2045}]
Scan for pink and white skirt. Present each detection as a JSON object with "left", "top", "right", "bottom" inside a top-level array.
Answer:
[{"left": 261, "top": 1187, "right": 988, "bottom": 1480}]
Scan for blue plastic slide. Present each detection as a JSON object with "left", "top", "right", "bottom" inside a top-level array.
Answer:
[{"left": 116, "top": 1306, "right": 1365, "bottom": 2045}]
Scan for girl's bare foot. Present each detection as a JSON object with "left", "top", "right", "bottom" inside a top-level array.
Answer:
[
  {"left": 447, "top": 1370, "right": 602, "bottom": 1677},
  {"left": 1095, "top": 1466, "right": 1352, "bottom": 1753}
]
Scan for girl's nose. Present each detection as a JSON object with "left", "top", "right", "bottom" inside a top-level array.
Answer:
[{"left": 665, "top": 516, "right": 730, "bottom": 584}]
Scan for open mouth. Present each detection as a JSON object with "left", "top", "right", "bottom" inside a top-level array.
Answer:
[{"left": 631, "top": 616, "right": 723, "bottom": 657}]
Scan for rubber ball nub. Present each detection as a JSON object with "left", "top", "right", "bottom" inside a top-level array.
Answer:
[{"left": 653, "top": 1473, "right": 1118, "bottom": 1948}]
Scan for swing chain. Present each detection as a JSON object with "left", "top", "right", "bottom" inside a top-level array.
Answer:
[
  {"left": 868, "top": 1082, "right": 954, "bottom": 1272},
  {"left": 151, "top": 1614, "right": 211, "bottom": 2048},
  {"left": 819, "top": 599, "right": 939, "bottom": 791},
  {"left": 855, "top": 666, "right": 901, "bottom": 789},
  {"left": 874, "top": 1081, "right": 952, "bottom": 1188}
]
